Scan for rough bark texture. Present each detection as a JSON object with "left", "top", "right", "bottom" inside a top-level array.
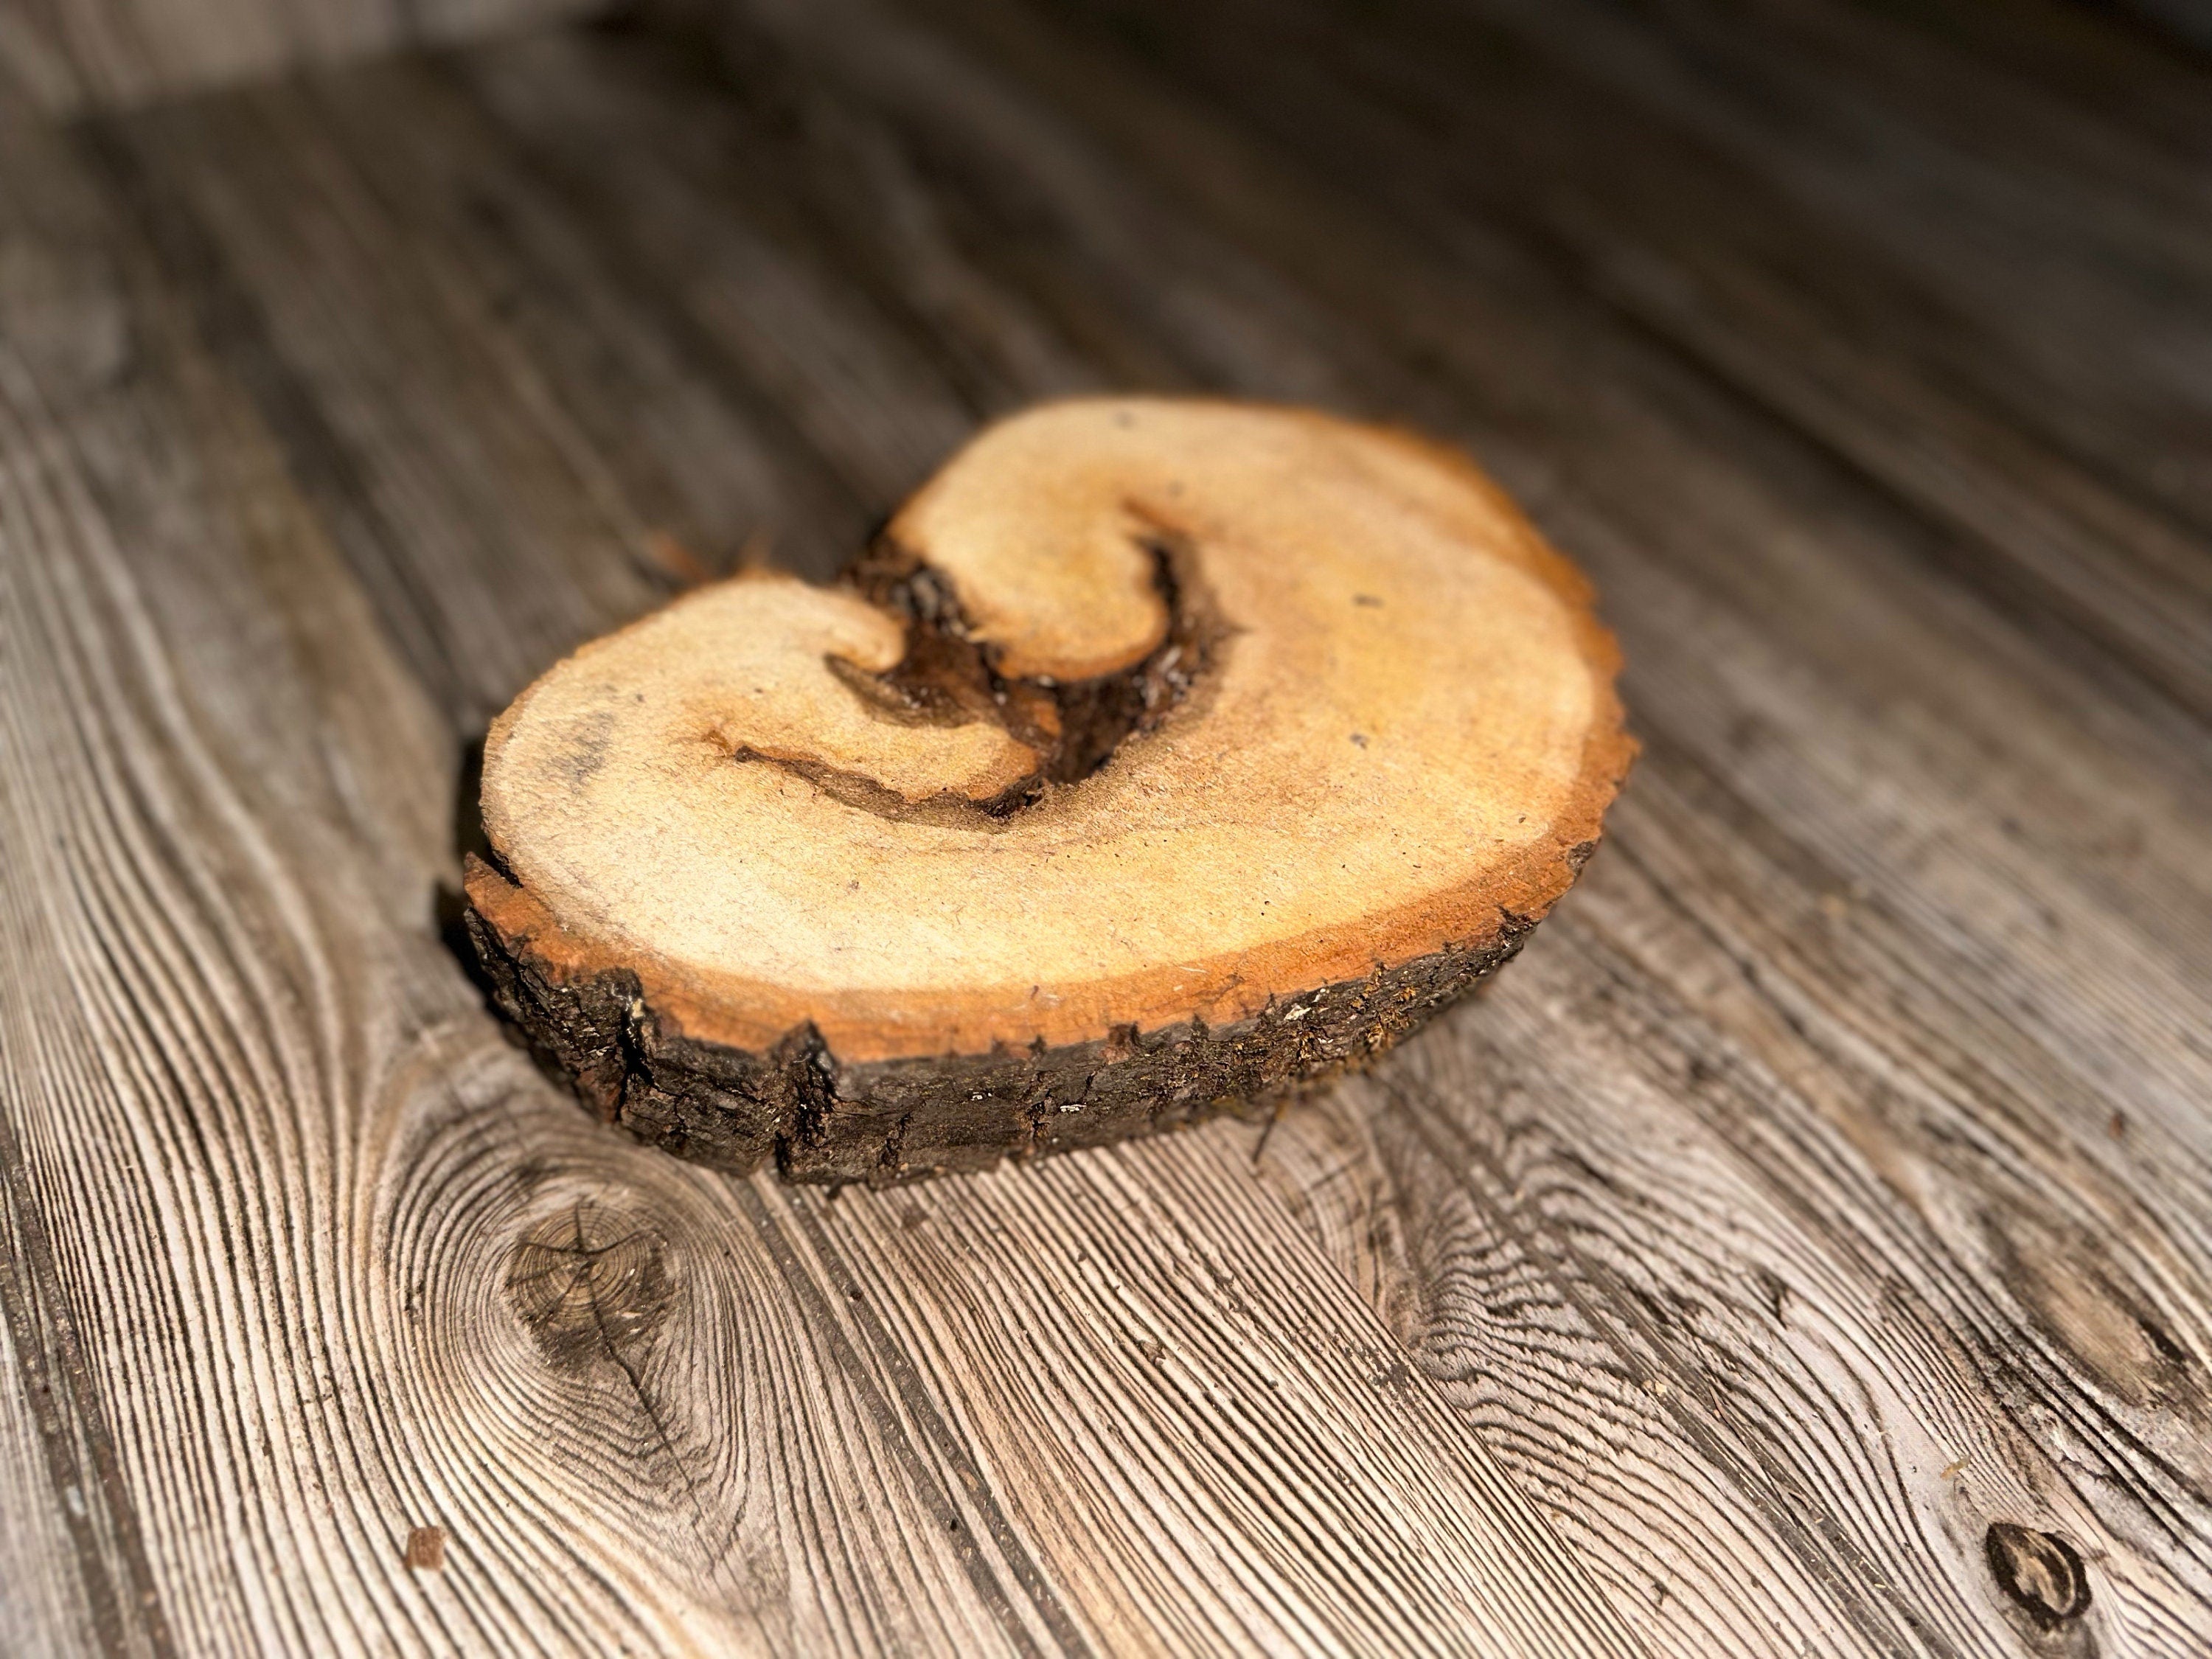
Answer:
[{"left": 465, "top": 862, "right": 1536, "bottom": 1183}]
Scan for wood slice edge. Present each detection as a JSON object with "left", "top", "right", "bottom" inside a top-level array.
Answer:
[{"left": 463, "top": 858, "right": 1533, "bottom": 1186}]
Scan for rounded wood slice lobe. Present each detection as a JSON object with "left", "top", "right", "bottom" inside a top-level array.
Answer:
[{"left": 468, "top": 397, "right": 1632, "bottom": 1183}]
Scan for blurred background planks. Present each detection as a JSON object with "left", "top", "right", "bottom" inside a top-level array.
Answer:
[{"left": 3, "top": 0, "right": 2211, "bottom": 1653}]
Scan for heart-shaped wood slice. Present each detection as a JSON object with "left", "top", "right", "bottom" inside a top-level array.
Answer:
[{"left": 465, "top": 397, "right": 1632, "bottom": 1183}]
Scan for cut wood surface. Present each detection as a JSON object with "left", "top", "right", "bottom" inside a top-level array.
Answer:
[
  {"left": 467, "top": 397, "right": 1630, "bottom": 1180},
  {"left": 1, "top": 0, "right": 2210, "bottom": 1655}
]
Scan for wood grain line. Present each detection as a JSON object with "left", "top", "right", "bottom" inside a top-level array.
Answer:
[
  {"left": 726, "top": 1179, "right": 1070, "bottom": 1659},
  {"left": 1371, "top": 1062, "right": 1964, "bottom": 1659},
  {"left": 0, "top": 1085, "right": 167, "bottom": 1659}
]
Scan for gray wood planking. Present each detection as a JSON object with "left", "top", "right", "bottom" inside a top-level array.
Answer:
[
  {"left": 2, "top": 0, "right": 2210, "bottom": 1652},
  {"left": 0, "top": 0, "right": 598, "bottom": 114}
]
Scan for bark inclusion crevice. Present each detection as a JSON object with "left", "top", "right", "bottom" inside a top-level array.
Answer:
[{"left": 769, "top": 519, "right": 1227, "bottom": 826}]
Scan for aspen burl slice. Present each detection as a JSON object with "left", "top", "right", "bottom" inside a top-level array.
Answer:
[{"left": 465, "top": 398, "right": 1633, "bottom": 1184}]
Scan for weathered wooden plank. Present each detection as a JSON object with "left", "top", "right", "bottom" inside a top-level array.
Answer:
[
  {"left": 1451, "top": 0, "right": 2212, "bottom": 518},
  {"left": 723, "top": 0, "right": 2212, "bottom": 1651},
  {"left": 933, "top": 0, "right": 2212, "bottom": 726},
  {"left": 0, "top": 0, "right": 599, "bottom": 114},
  {"left": 0, "top": 48, "right": 1643, "bottom": 1659},
  {"left": 363, "top": 6, "right": 2212, "bottom": 1655},
  {"left": 0, "top": 1081, "right": 152, "bottom": 1659},
  {"left": 4, "top": 0, "right": 2211, "bottom": 1653},
  {"left": 1865, "top": 0, "right": 2212, "bottom": 147},
  {"left": 862, "top": 0, "right": 2212, "bottom": 1138}
]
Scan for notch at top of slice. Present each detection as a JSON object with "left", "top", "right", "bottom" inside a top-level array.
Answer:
[{"left": 466, "top": 397, "right": 1632, "bottom": 1183}]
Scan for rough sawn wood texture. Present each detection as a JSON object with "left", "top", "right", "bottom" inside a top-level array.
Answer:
[{"left": 1, "top": 0, "right": 2210, "bottom": 1654}]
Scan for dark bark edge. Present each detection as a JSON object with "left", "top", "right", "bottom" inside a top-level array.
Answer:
[{"left": 463, "top": 896, "right": 1534, "bottom": 1186}]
